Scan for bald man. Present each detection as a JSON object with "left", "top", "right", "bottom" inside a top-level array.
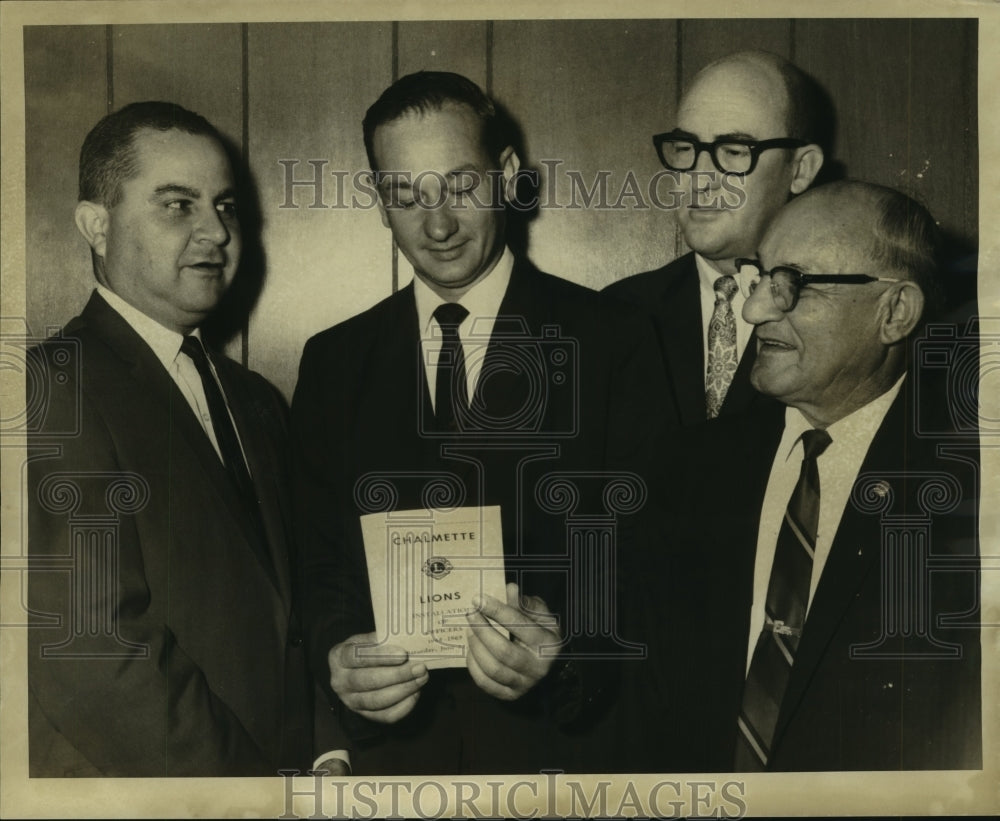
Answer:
[
  {"left": 626, "top": 181, "right": 981, "bottom": 771},
  {"left": 605, "top": 51, "right": 830, "bottom": 426}
]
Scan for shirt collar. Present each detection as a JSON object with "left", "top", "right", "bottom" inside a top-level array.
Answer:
[
  {"left": 95, "top": 283, "right": 201, "bottom": 370},
  {"left": 414, "top": 246, "right": 514, "bottom": 337},
  {"left": 779, "top": 374, "right": 906, "bottom": 462}
]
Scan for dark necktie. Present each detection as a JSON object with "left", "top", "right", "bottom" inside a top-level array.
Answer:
[
  {"left": 433, "top": 303, "right": 469, "bottom": 433},
  {"left": 705, "top": 274, "right": 739, "bottom": 419},
  {"left": 736, "top": 427, "right": 833, "bottom": 770},
  {"left": 180, "top": 335, "right": 257, "bottom": 507}
]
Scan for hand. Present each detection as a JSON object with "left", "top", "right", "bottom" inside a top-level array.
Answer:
[
  {"left": 327, "top": 632, "right": 429, "bottom": 724},
  {"left": 465, "top": 582, "right": 562, "bottom": 701},
  {"left": 312, "top": 756, "right": 351, "bottom": 776}
]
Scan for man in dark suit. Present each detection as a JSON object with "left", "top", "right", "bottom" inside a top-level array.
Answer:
[
  {"left": 605, "top": 51, "right": 829, "bottom": 426},
  {"left": 293, "top": 72, "right": 667, "bottom": 774},
  {"left": 27, "top": 101, "right": 312, "bottom": 776},
  {"left": 625, "top": 180, "right": 981, "bottom": 772}
]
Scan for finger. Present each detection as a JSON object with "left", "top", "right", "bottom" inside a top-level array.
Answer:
[
  {"left": 344, "top": 668, "right": 430, "bottom": 713},
  {"left": 466, "top": 632, "right": 521, "bottom": 701},
  {"left": 507, "top": 585, "right": 560, "bottom": 632},
  {"left": 345, "top": 661, "right": 428, "bottom": 695},
  {"left": 336, "top": 635, "right": 410, "bottom": 669},
  {"left": 472, "top": 592, "right": 555, "bottom": 645},
  {"left": 466, "top": 608, "right": 523, "bottom": 668},
  {"left": 466, "top": 625, "right": 528, "bottom": 687},
  {"left": 357, "top": 691, "right": 423, "bottom": 724}
]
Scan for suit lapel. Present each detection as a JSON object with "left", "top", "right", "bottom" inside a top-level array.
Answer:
[
  {"left": 654, "top": 254, "right": 706, "bottom": 427},
  {"left": 468, "top": 260, "right": 547, "bottom": 431},
  {"left": 215, "top": 361, "right": 290, "bottom": 600},
  {"left": 80, "top": 293, "right": 281, "bottom": 591},
  {"left": 773, "top": 393, "right": 908, "bottom": 747},
  {"left": 358, "top": 285, "right": 440, "bottom": 477}
]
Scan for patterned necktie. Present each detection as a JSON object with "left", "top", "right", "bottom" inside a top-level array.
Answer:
[
  {"left": 705, "top": 274, "right": 739, "bottom": 419},
  {"left": 736, "top": 427, "right": 833, "bottom": 770},
  {"left": 433, "top": 302, "right": 469, "bottom": 433},
  {"left": 180, "top": 335, "right": 257, "bottom": 507}
]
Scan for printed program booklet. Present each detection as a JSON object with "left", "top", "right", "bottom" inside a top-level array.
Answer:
[{"left": 360, "top": 505, "right": 506, "bottom": 669}]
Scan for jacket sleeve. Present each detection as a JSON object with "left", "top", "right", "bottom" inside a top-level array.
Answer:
[{"left": 290, "top": 335, "right": 376, "bottom": 753}]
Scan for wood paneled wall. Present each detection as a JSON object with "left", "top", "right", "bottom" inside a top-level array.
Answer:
[{"left": 24, "top": 19, "right": 978, "bottom": 400}]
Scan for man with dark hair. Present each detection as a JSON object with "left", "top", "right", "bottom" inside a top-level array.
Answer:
[
  {"left": 362, "top": 70, "right": 509, "bottom": 171},
  {"left": 293, "top": 71, "right": 667, "bottom": 774},
  {"left": 27, "top": 101, "right": 312, "bottom": 776},
  {"left": 606, "top": 51, "right": 829, "bottom": 427},
  {"left": 627, "top": 181, "right": 981, "bottom": 772}
]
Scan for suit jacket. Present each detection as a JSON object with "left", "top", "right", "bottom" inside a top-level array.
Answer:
[
  {"left": 604, "top": 251, "right": 771, "bottom": 427},
  {"left": 292, "top": 259, "right": 669, "bottom": 774},
  {"left": 619, "top": 382, "right": 981, "bottom": 772},
  {"left": 27, "top": 291, "right": 312, "bottom": 777}
]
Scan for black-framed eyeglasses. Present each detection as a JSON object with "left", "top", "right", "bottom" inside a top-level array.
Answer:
[
  {"left": 652, "top": 131, "right": 806, "bottom": 175},
  {"left": 736, "top": 258, "right": 902, "bottom": 312}
]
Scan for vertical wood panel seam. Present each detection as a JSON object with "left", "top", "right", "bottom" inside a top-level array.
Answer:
[
  {"left": 105, "top": 25, "right": 114, "bottom": 112},
  {"left": 967, "top": 19, "right": 977, "bottom": 242},
  {"left": 485, "top": 20, "right": 494, "bottom": 96},
  {"left": 391, "top": 21, "right": 399, "bottom": 293},
  {"left": 674, "top": 21, "right": 683, "bottom": 262},
  {"left": 240, "top": 23, "right": 250, "bottom": 367}
]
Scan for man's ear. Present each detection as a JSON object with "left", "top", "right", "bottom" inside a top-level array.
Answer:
[
  {"left": 879, "top": 280, "right": 925, "bottom": 344},
  {"left": 789, "top": 144, "right": 824, "bottom": 195},
  {"left": 74, "top": 200, "right": 110, "bottom": 258},
  {"left": 498, "top": 146, "right": 521, "bottom": 203}
]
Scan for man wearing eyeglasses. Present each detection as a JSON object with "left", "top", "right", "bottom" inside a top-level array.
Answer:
[
  {"left": 605, "top": 51, "right": 829, "bottom": 427},
  {"left": 622, "top": 180, "right": 981, "bottom": 772}
]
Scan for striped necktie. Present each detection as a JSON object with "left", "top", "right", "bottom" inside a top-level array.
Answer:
[{"left": 736, "top": 427, "right": 833, "bottom": 769}]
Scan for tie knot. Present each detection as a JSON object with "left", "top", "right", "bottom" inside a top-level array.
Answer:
[
  {"left": 800, "top": 428, "right": 832, "bottom": 460},
  {"left": 433, "top": 302, "right": 469, "bottom": 331},
  {"left": 180, "top": 334, "right": 208, "bottom": 366},
  {"left": 713, "top": 274, "right": 739, "bottom": 302}
]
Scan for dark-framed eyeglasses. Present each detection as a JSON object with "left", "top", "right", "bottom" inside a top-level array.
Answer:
[
  {"left": 652, "top": 130, "right": 807, "bottom": 175},
  {"left": 735, "top": 258, "right": 902, "bottom": 312}
]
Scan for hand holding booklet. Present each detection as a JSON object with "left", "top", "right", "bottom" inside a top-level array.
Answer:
[{"left": 359, "top": 505, "right": 507, "bottom": 669}]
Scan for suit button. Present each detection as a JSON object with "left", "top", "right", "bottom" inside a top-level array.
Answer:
[{"left": 289, "top": 633, "right": 303, "bottom": 648}]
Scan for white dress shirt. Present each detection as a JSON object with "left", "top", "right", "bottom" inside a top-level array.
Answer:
[
  {"left": 746, "top": 376, "right": 905, "bottom": 672},
  {"left": 695, "top": 253, "right": 755, "bottom": 389},
  {"left": 95, "top": 284, "right": 239, "bottom": 465},
  {"left": 413, "top": 247, "right": 514, "bottom": 410}
]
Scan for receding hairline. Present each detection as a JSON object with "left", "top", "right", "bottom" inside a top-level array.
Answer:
[
  {"left": 681, "top": 51, "right": 806, "bottom": 139},
  {"left": 687, "top": 51, "right": 791, "bottom": 96}
]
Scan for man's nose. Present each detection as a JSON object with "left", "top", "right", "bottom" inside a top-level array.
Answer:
[
  {"left": 689, "top": 146, "right": 721, "bottom": 190},
  {"left": 194, "top": 205, "right": 230, "bottom": 245},
  {"left": 742, "top": 276, "right": 783, "bottom": 326},
  {"left": 423, "top": 202, "right": 459, "bottom": 242}
]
